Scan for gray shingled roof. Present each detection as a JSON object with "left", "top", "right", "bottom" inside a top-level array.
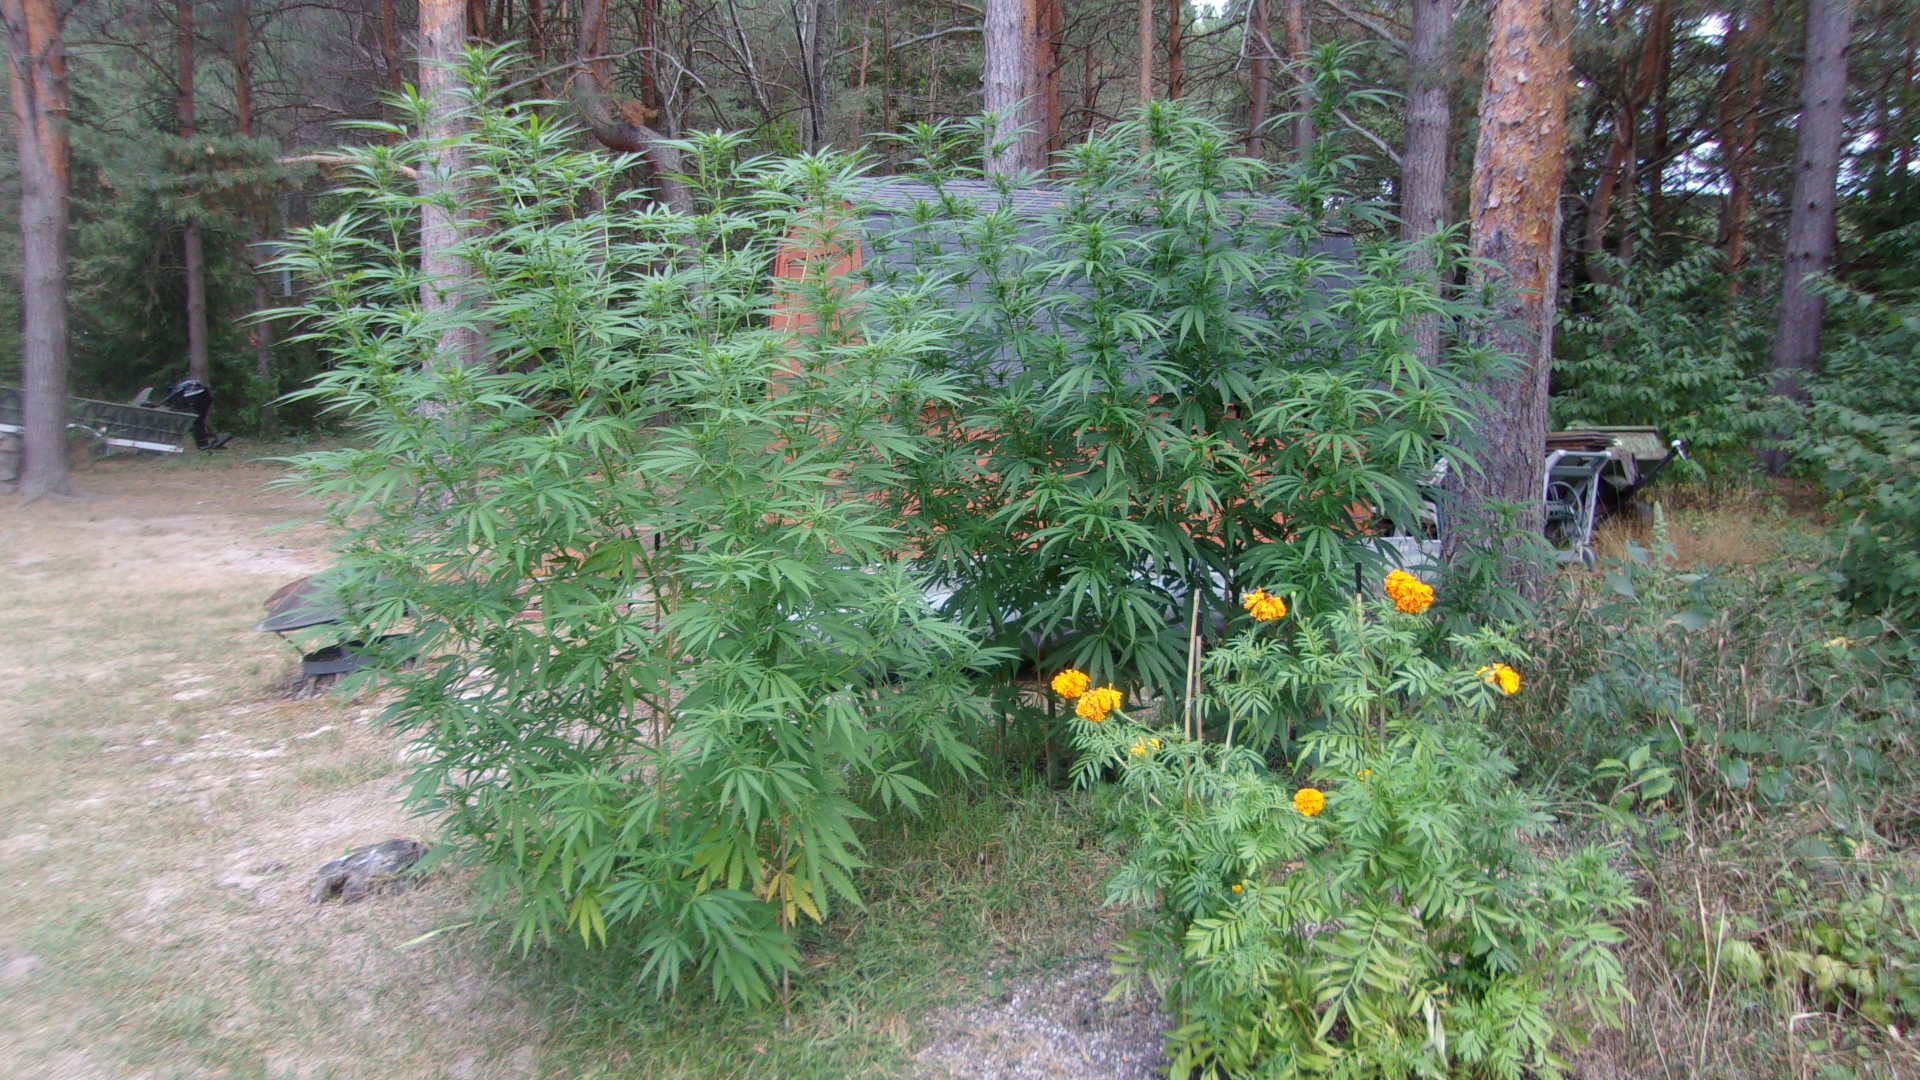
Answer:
[{"left": 838, "top": 178, "right": 1355, "bottom": 382}]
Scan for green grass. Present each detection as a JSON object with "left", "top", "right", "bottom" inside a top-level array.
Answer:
[{"left": 509, "top": 782, "right": 1118, "bottom": 1079}]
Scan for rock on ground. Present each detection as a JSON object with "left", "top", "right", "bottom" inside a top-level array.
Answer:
[{"left": 308, "top": 837, "right": 428, "bottom": 903}]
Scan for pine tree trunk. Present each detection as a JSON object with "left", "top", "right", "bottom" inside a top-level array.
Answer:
[
  {"left": 1450, "top": 0, "right": 1572, "bottom": 576},
  {"left": 4, "top": 0, "right": 70, "bottom": 498},
  {"left": 1038, "top": 0, "right": 1060, "bottom": 161},
  {"left": 419, "top": 0, "right": 482, "bottom": 367},
  {"left": 1166, "top": 0, "right": 1182, "bottom": 99},
  {"left": 234, "top": 0, "right": 274, "bottom": 434},
  {"left": 639, "top": 0, "right": 661, "bottom": 121},
  {"left": 1645, "top": 13, "right": 1672, "bottom": 252},
  {"left": 1247, "top": 0, "right": 1269, "bottom": 155},
  {"left": 1283, "top": 0, "right": 1312, "bottom": 157},
  {"left": 1765, "top": 0, "right": 1854, "bottom": 469},
  {"left": 527, "top": 0, "right": 545, "bottom": 79},
  {"left": 572, "top": 0, "right": 689, "bottom": 210},
  {"left": 984, "top": 0, "right": 1041, "bottom": 171},
  {"left": 1718, "top": 1, "right": 1770, "bottom": 291},
  {"left": 380, "top": 0, "right": 403, "bottom": 96},
  {"left": 1399, "top": 0, "right": 1452, "bottom": 363},
  {"left": 795, "top": 0, "right": 838, "bottom": 150},
  {"left": 178, "top": 0, "right": 210, "bottom": 386},
  {"left": 1582, "top": 0, "right": 1668, "bottom": 286},
  {"left": 1136, "top": 0, "right": 1151, "bottom": 108}
]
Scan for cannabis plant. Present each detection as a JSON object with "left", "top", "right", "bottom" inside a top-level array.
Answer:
[
  {"left": 277, "top": 49, "right": 997, "bottom": 1003},
  {"left": 871, "top": 100, "right": 1486, "bottom": 713}
]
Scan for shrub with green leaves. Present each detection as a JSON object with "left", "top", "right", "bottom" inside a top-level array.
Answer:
[
  {"left": 1552, "top": 246, "right": 1775, "bottom": 471},
  {"left": 1796, "top": 268, "right": 1920, "bottom": 625},
  {"left": 1066, "top": 590, "right": 1633, "bottom": 1078},
  {"left": 1716, "top": 871, "right": 1920, "bottom": 1033},
  {"left": 277, "top": 51, "right": 998, "bottom": 1003}
]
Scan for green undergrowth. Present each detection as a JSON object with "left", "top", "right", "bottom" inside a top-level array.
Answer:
[
  {"left": 500, "top": 783, "right": 1116, "bottom": 1079},
  {"left": 1504, "top": 511, "right": 1920, "bottom": 1077}
]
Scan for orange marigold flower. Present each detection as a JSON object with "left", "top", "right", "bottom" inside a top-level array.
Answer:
[
  {"left": 1050, "top": 668, "right": 1091, "bottom": 700},
  {"left": 1230, "top": 882, "right": 1244, "bottom": 894},
  {"left": 1384, "top": 569, "right": 1435, "bottom": 614},
  {"left": 1241, "top": 588, "right": 1288, "bottom": 622},
  {"left": 1293, "top": 787, "right": 1326, "bottom": 817},
  {"left": 1477, "top": 663, "right": 1522, "bottom": 696},
  {"left": 1076, "top": 685, "right": 1123, "bottom": 722}
]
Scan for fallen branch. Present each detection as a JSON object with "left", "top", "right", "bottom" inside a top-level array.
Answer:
[{"left": 280, "top": 153, "right": 419, "bottom": 180}]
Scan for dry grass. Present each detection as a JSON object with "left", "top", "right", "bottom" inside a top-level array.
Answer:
[
  {"left": 0, "top": 447, "right": 1139, "bottom": 1080},
  {"left": 0, "top": 450, "right": 549, "bottom": 1080},
  {"left": 1576, "top": 824, "right": 1920, "bottom": 1080},
  {"left": 1591, "top": 480, "right": 1824, "bottom": 570}
]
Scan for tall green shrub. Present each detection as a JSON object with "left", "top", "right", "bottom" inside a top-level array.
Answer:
[
  {"left": 278, "top": 52, "right": 997, "bottom": 1002},
  {"left": 1797, "top": 266, "right": 1920, "bottom": 624},
  {"left": 1553, "top": 246, "right": 1773, "bottom": 470}
]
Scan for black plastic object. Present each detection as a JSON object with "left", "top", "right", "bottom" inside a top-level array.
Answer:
[
  {"left": 157, "top": 379, "right": 231, "bottom": 450},
  {"left": 301, "top": 634, "right": 416, "bottom": 677}
]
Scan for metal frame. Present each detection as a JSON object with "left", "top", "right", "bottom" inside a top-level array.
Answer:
[
  {"left": 0, "top": 387, "right": 197, "bottom": 456},
  {"left": 1541, "top": 449, "right": 1612, "bottom": 567}
]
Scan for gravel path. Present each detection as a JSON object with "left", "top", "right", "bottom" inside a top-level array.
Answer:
[{"left": 915, "top": 958, "right": 1170, "bottom": 1080}]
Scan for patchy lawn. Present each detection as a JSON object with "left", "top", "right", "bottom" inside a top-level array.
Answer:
[{"left": 0, "top": 448, "right": 1159, "bottom": 1080}]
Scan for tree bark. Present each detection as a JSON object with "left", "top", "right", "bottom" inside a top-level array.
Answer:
[
  {"left": 3, "top": 0, "right": 70, "bottom": 498},
  {"left": 1450, "top": 0, "right": 1572, "bottom": 573},
  {"left": 1717, "top": 1, "right": 1770, "bottom": 291},
  {"left": 1643, "top": 12, "right": 1671, "bottom": 250},
  {"left": 1399, "top": 0, "right": 1452, "bottom": 363},
  {"left": 1247, "top": 0, "right": 1269, "bottom": 155},
  {"left": 234, "top": 0, "right": 274, "bottom": 433},
  {"left": 1282, "top": 0, "right": 1312, "bottom": 157},
  {"left": 1038, "top": 0, "right": 1060, "bottom": 160},
  {"left": 984, "top": 0, "right": 1042, "bottom": 171},
  {"left": 1136, "top": 0, "right": 1151, "bottom": 109},
  {"left": 380, "top": 0, "right": 404, "bottom": 97},
  {"left": 1765, "top": 0, "right": 1854, "bottom": 468},
  {"left": 419, "top": 0, "right": 483, "bottom": 367},
  {"left": 639, "top": 0, "right": 662, "bottom": 122},
  {"left": 572, "top": 0, "right": 690, "bottom": 210},
  {"left": 178, "top": 0, "right": 210, "bottom": 386},
  {"left": 1166, "top": 0, "right": 1182, "bottom": 99},
  {"left": 792, "top": 0, "right": 838, "bottom": 150},
  {"left": 1582, "top": 0, "right": 1668, "bottom": 286}
]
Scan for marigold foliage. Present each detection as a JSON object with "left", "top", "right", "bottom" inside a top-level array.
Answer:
[{"left": 1078, "top": 588, "right": 1629, "bottom": 1078}]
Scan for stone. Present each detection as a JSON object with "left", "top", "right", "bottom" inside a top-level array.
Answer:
[{"left": 308, "top": 838, "right": 428, "bottom": 904}]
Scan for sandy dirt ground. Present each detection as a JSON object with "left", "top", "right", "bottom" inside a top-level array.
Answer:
[
  {"left": 0, "top": 453, "right": 547, "bottom": 1080},
  {"left": 0, "top": 451, "right": 1169, "bottom": 1080}
]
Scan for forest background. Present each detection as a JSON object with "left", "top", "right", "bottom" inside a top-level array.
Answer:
[{"left": 1, "top": 0, "right": 1915, "bottom": 460}]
